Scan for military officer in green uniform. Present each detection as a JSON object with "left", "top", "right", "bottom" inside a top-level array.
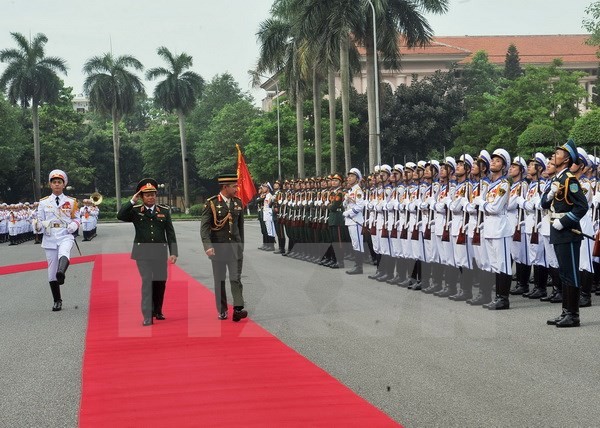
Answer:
[
  {"left": 200, "top": 174, "right": 248, "bottom": 322},
  {"left": 542, "top": 140, "right": 589, "bottom": 328},
  {"left": 326, "top": 174, "right": 348, "bottom": 268},
  {"left": 117, "top": 178, "right": 178, "bottom": 326}
]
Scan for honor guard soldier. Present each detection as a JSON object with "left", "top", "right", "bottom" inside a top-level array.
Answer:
[
  {"left": 36, "top": 170, "right": 81, "bottom": 312},
  {"left": 542, "top": 140, "right": 589, "bottom": 327},
  {"left": 344, "top": 168, "right": 366, "bottom": 274},
  {"left": 200, "top": 174, "right": 247, "bottom": 322}
]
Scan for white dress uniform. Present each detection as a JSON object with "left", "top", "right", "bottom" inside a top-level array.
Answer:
[
  {"left": 539, "top": 179, "right": 559, "bottom": 269},
  {"left": 579, "top": 176, "right": 595, "bottom": 273},
  {"left": 508, "top": 179, "right": 527, "bottom": 264},
  {"left": 38, "top": 192, "right": 81, "bottom": 280},
  {"left": 479, "top": 175, "right": 512, "bottom": 275},
  {"left": 343, "top": 182, "right": 366, "bottom": 252},
  {"left": 263, "top": 191, "right": 276, "bottom": 238},
  {"left": 390, "top": 182, "right": 405, "bottom": 258}
]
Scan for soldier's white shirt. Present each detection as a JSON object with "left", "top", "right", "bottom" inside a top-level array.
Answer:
[
  {"left": 480, "top": 176, "right": 511, "bottom": 239},
  {"left": 37, "top": 193, "right": 81, "bottom": 250},
  {"left": 343, "top": 183, "right": 365, "bottom": 225}
]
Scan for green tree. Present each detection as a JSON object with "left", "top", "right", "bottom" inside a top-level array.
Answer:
[
  {"left": 583, "top": 1, "right": 600, "bottom": 48},
  {"left": 504, "top": 44, "right": 523, "bottom": 80},
  {"left": 453, "top": 61, "right": 586, "bottom": 155},
  {"left": 83, "top": 53, "right": 145, "bottom": 210},
  {"left": 194, "top": 100, "right": 259, "bottom": 179},
  {"left": 38, "top": 85, "right": 94, "bottom": 189},
  {"left": 146, "top": 46, "right": 204, "bottom": 213},
  {"left": 570, "top": 108, "right": 600, "bottom": 152},
  {"left": 0, "top": 32, "right": 68, "bottom": 200},
  {"left": 382, "top": 70, "right": 465, "bottom": 161},
  {"left": 516, "top": 124, "right": 562, "bottom": 160},
  {"left": 459, "top": 50, "right": 502, "bottom": 111},
  {"left": 0, "top": 95, "right": 28, "bottom": 200}
]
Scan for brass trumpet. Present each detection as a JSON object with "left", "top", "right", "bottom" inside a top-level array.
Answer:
[{"left": 90, "top": 192, "right": 103, "bottom": 206}]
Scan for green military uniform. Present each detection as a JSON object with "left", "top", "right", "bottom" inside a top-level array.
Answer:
[
  {"left": 200, "top": 178, "right": 245, "bottom": 319},
  {"left": 117, "top": 178, "right": 178, "bottom": 324}
]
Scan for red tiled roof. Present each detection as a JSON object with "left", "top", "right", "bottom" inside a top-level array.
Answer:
[{"left": 404, "top": 34, "right": 598, "bottom": 65}]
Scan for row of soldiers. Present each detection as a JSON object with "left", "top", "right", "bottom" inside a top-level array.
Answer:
[
  {"left": 0, "top": 199, "right": 100, "bottom": 245},
  {"left": 258, "top": 139, "right": 597, "bottom": 327}
]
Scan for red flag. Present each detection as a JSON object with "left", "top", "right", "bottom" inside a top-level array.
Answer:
[{"left": 236, "top": 144, "right": 257, "bottom": 207}]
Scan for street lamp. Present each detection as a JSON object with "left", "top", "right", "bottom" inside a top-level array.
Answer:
[
  {"left": 366, "top": 0, "right": 381, "bottom": 167},
  {"left": 274, "top": 80, "right": 282, "bottom": 182}
]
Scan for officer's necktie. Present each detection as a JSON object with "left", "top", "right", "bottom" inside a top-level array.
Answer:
[{"left": 55, "top": 196, "right": 60, "bottom": 206}]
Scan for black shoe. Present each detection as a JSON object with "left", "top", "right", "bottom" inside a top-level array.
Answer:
[
  {"left": 398, "top": 278, "right": 416, "bottom": 288},
  {"left": 422, "top": 283, "right": 442, "bottom": 294},
  {"left": 467, "top": 293, "right": 488, "bottom": 306},
  {"left": 346, "top": 266, "right": 363, "bottom": 275},
  {"left": 232, "top": 309, "right": 248, "bottom": 322},
  {"left": 433, "top": 286, "right": 448, "bottom": 296},
  {"left": 376, "top": 274, "right": 392, "bottom": 282},
  {"left": 218, "top": 311, "right": 228, "bottom": 320},
  {"left": 452, "top": 291, "right": 473, "bottom": 302},
  {"left": 556, "top": 312, "right": 580, "bottom": 328},
  {"left": 579, "top": 295, "right": 592, "bottom": 308},
  {"left": 408, "top": 281, "right": 422, "bottom": 291},
  {"left": 547, "top": 309, "right": 568, "bottom": 325},
  {"left": 386, "top": 275, "right": 401, "bottom": 285},
  {"left": 510, "top": 285, "right": 529, "bottom": 295},
  {"left": 143, "top": 318, "right": 153, "bottom": 326},
  {"left": 436, "top": 287, "right": 456, "bottom": 298},
  {"left": 483, "top": 296, "right": 510, "bottom": 310},
  {"left": 368, "top": 271, "right": 384, "bottom": 280},
  {"left": 540, "top": 290, "right": 557, "bottom": 302},
  {"left": 274, "top": 249, "right": 283, "bottom": 254},
  {"left": 154, "top": 313, "right": 166, "bottom": 320},
  {"left": 527, "top": 288, "right": 547, "bottom": 299},
  {"left": 550, "top": 292, "right": 563, "bottom": 303},
  {"left": 522, "top": 289, "right": 534, "bottom": 298},
  {"left": 52, "top": 300, "right": 62, "bottom": 312},
  {"left": 329, "top": 262, "right": 340, "bottom": 269}
]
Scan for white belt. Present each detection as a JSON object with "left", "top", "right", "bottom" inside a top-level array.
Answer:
[
  {"left": 49, "top": 223, "right": 66, "bottom": 228},
  {"left": 550, "top": 213, "right": 566, "bottom": 221}
]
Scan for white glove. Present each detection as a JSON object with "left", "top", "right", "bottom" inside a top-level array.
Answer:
[
  {"left": 552, "top": 218, "right": 564, "bottom": 231},
  {"left": 415, "top": 221, "right": 422, "bottom": 228},
  {"left": 547, "top": 182, "right": 559, "bottom": 200},
  {"left": 524, "top": 200, "right": 536, "bottom": 212},
  {"left": 473, "top": 196, "right": 484, "bottom": 206},
  {"left": 466, "top": 203, "right": 478, "bottom": 215},
  {"left": 429, "top": 221, "right": 435, "bottom": 227},
  {"left": 41, "top": 220, "right": 51, "bottom": 229},
  {"left": 343, "top": 211, "right": 351, "bottom": 218},
  {"left": 514, "top": 196, "right": 524, "bottom": 208},
  {"left": 67, "top": 222, "right": 79, "bottom": 233}
]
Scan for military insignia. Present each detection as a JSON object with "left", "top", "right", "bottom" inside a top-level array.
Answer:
[
  {"left": 357, "top": 193, "right": 363, "bottom": 199},
  {"left": 157, "top": 214, "right": 165, "bottom": 218},
  {"left": 216, "top": 204, "right": 223, "bottom": 209},
  {"left": 62, "top": 201, "right": 71, "bottom": 209},
  {"left": 499, "top": 188, "right": 506, "bottom": 196},
  {"left": 336, "top": 196, "right": 342, "bottom": 201},
  {"left": 569, "top": 183, "right": 579, "bottom": 193}
]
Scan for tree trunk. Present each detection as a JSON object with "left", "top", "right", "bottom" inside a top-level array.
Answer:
[
  {"left": 313, "top": 67, "right": 322, "bottom": 176},
  {"left": 365, "top": 15, "right": 377, "bottom": 172},
  {"left": 177, "top": 109, "right": 190, "bottom": 213},
  {"left": 296, "top": 84, "right": 305, "bottom": 178},
  {"left": 31, "top": 103, "right": 41, "bottom": 201},
  {"left": 328, "top": 67, "right": 337, "bottom": 175},
  {"left": 112, "top": 110, "right": 122, "bottom": 211},
  {"left": 340, "top": 32, "right": 352, "bottom": 174}
]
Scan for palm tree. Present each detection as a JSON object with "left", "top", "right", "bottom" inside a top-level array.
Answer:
[
  {"left": 256, "top": 11, "right": 310, "bottom": 178},
  {"left": 146, "top": 47, "right": 204, "bottom": 213},
  {"left": 83, "top": 53, "right": 144, "bottom": 210},
  {"left": 0, "top": 32, "right": 68, "bottom": 200}
]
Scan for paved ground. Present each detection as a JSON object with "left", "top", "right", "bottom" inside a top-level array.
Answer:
[{"left": 2, "top": 221, "right": 600, "bottom": 427}]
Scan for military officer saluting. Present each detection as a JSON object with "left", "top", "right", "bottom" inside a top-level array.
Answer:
[
  {"left": 542, "top": 140, "right": 589, "bottom": 327},
  {"left": 117, "top": 178, "right": 178, "bottom": 326},
  {"left": 200, "top": 173, "right": 248, "bottom": 322}
]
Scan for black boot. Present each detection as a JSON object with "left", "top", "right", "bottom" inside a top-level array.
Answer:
[
  {"left": 346, "top": 250, "right": 363, "bottom": 275},
  {"left": 49, "top": 281, "right": 62, "bottom": 311},
  {"left": 467, "top": 269, "right": 493, "bottom": 305},
  {"left": 556, "top": 286, "right": 580, "bottom": 328},
  {"left": 438, "top": 266, "right": 459, "bottom": 298},
  {"left": 579, "top": 270, "right": 593, "bottom": 307},
  {"left": 510, "top": 263, "right": 527, "bottom": 295},
  {"left": 528, "top": 266, "right": 548, "bottom": 299},
  {"left": 451, "top": 267, "right": 473, "bottom": 301},
  {"left": 56, "top": 256, "right": 70, "bottom": 285},
  {"left": 483, "top": 273, "right": 510, "bottom": 310}
]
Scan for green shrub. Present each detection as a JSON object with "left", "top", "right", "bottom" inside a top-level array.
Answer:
[
  {"left": 189, "top": 204, "right": 204, "bottom": 216},
  {"left": 99, "top": 211, "right": 118, "bottom": 220},
  {"left": 517, "top": 124, "right": 563, "bottom": 159}
]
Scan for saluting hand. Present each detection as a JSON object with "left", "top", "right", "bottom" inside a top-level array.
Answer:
[{"left": 131, "top": 190, "right": 142, "bottom": 204}]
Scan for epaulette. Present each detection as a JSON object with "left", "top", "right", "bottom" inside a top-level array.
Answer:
[
  {"left": 157, "top": 204, "right": 170, "bottom": 209},
  {"left": 40, "top": 196, "right": 49, "bottom": 201},
  {"left": 206, "top": 195, "right": 217, "bottom": 202},
  {"left": 133, "top": 203, "right": 143, "bottom": 208},
  {"left": 566, "top": 172, "right": 575, "bottom": 178}
]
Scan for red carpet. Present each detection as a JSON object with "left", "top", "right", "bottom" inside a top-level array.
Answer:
[
  {"left": 79, "top": 254, "right": 400, "bottom": 427},
  {"left": 0, "top": 255, "right": 96, "bottom": 275}
]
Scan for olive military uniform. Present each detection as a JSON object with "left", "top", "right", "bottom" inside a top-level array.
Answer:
[{"left": 200, "top": 192, "right": 245, "bottom": 316}]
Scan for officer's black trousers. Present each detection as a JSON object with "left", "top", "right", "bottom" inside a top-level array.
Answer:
[{"left": 554, "top": 241, "right": 582, "bottom": 289}]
